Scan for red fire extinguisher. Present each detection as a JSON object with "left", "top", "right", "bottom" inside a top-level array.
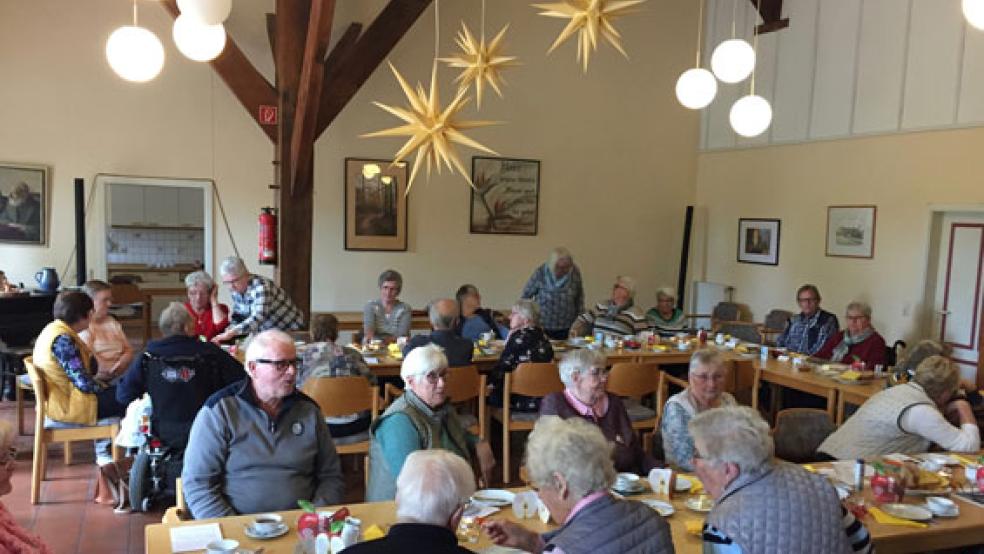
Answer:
[{"left": 258, "top": 207, "right": 277, "bottom": 265}]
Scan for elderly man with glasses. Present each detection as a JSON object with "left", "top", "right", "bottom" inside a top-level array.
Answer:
[
  {"left": 181, "top": 329, "right": 344, "bottom": 519},
  {"left": 775, "top": 284, "right": 839, "bottom": 356},
  {"left": 211, "top": 256, "right": 304, "bottom": 344},
  {"left": 367, "top": 343, "right": 495, "bottom": 501}
]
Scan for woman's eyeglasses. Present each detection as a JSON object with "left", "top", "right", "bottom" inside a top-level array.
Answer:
[{"left": 423, "top": 370, "right": 449, "bottom": 384}]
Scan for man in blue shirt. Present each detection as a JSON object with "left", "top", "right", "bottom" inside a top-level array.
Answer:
[
  {"left": 775, "top": 284, "right": 839, "bottom": 356},
  {"left": 402, "top": 299, "right": 473, "bottom": 367}
]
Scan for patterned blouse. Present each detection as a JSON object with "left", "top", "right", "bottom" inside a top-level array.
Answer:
[
  {"left": 362, "top": 299, "right": 412, "bottom": 338},
  {"left": 661, "top": 389, "right": 736, "bottom": 471},
  {"left": 521, "top": 264, "right": 584, "bottom": 331},
  {"left": 52, "top": 334, "right": 103, "bottom": 393},
  {"left": 491, "top": 327, "right": 554, "bottom": 411},
  {"left": 298, "top": 340, "right": 376, "bottom": 424}
]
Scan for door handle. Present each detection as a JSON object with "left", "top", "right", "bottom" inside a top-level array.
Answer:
[{"left": 936, "top": 310, "right": 952, "bottom": 315}]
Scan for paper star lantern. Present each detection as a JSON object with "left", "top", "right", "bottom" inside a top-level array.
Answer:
[
  {"left": 362, "top": 62, "right": 500, "bottom": 193},
  {"left": 533, "top": 0, "right": 646, "bottom": 72},
  {"left": 438, "top": 22, "right": 518, "bottom": 109}
]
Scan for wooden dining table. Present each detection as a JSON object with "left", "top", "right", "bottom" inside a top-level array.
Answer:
[{"left": 145, "top": 462, "right": 984, "bottom": 554}]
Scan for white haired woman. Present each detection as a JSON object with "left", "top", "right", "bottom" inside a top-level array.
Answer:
[
  {"left": 489, "top": 299, "right": 554, "bottom": 412},
  {"left": 690, "top": 406, "right": 872, "bottom": 554},
  {"left": 819, "top": 355, "right": 980, "bottom": 459},
  {"left": 521, "top": 247, "right": 585, "bottom": 340},
  {"left": 347, "top": 450, "right": 476, "bottom": 553},
  {"left": 646, "top": 286, "right": 686, "bottom": 331},
  {"left": 182, "top": 270, "right": 229, "bottom": 341},
  {"left": 0, "top": 421, "right": 54, "bottom": 552},
  {"left": 814, "top": 301, "right": 886, "bottom": 368},
  {"left": 661, "top": 349, "right": 736, "bottom": 471},
  {"left": 539, "top": 350, "right": 655, "bottom": 474},
  {"left": 483, "top": 416, "right": 674, "bottom": 554},
  {"left": 366, "top": 344, "right": 495, "bottom": 501},
  {"left": 570, "top": 275, "right": 648, "bottom": 338},
  {"left": 363, "top": 269, "right": 412, "bottom": 343}
]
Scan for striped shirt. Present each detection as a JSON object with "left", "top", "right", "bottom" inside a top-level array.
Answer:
[
  {"left": 702, "top": 504, "right": 874, "bottom": 554},
  {"left": 228, "top": 275, "right": 304, "bottom": 336},
  {"left": 573, "top": 301, "right": 649, "bottom": 337}
]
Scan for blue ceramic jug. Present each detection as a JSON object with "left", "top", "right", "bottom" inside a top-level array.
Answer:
[{"left": 34, "top": 267, "right": 59, "bottom": 292}]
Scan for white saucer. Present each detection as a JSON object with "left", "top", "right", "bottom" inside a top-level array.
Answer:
[
  {"left": 612, "top": 482, "right": 646, "bottom": 495},
  {"left": 244, "top": 523, "right": 289, "bottom": 539},
  {"left": 880, "top": 503, "right": 933, "bottom": 522},
  {"left": 641, "top": 499, "right": 675, "bottom": 517},
  {"left": 926, "top": 505, "right": 959, "bottom": 518}
]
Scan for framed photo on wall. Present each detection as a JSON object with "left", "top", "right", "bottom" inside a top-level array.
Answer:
[
  {"left": 737, "top": 218, "right": 780, "bottom": 265},
  {"left": 826, "top": 205, "right": 876, "bottom": 258},
  {"left": 470, "top": 156, "right": 540, "bottom": 235},
  {"left": 0, "top": 162, "right": 48, "bottom": 246},
  {"left": 344, "top": 158, "right": 408, "bottom": 251}
]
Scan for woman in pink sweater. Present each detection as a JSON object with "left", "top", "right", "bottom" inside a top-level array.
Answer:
[{"left": 0, "top": 420, "right": 53, "bottom": 553}]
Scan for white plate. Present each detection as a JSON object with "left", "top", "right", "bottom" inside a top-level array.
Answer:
[
  {"left": 244, "top": 522, "right": 289, "bottom": 539},
  {"left": 918, "top": 453, "right": 961, "bottom": 466},
  {"left": 880, "top": 503, "right": 933, "bottom": 522},
  {"left": 685, "top": 496, "right": 714, "bottom": 513},
  {"left": 472, "top": 489, "right": 516, "bottom": 507},
  {"left": 641, "top": 499, "right": 675, "bottom": 517},
  {"left": 925, "top": 504, "right": 959, "bottom": 518},
  {"left": 674, "top": 476, "right": 692, "bottom": 492}
]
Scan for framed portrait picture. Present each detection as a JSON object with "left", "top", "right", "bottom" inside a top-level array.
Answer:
[
  {"left": 344, "top": 158, "right": 408, "bottom": 251},
  {"left": 826, "top": 205, "right": 876, "bottom": 258},
  {"left": 737, "top": 218, "right": 780, "bottom": 265},
  {"left": 470, "top": 157, "right": 540, "bottom": 235},
  {"left": 0, "top": 162, "right": 48, "bottom": 246}
]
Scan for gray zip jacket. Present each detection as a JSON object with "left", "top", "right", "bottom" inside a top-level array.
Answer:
[{"left": 182, "top": 379, "right": 345, "bottom": 519}]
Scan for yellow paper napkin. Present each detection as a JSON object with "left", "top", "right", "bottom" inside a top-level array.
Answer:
[
  {"left": 803, "top": 464, "right": 817, "bottom": 473},
  {"left": 839, "top": 370, "right": 861, "bottom": 381},
  {"left": 363, "top": 524, "right": 386, "bottom": 540},
  {"left": 680, "top": 475, "right": 704, "bottom": 494},
  {"left": 868, "top": 507, "right": 928, "bottom": 529},
  {"left": 954, "top": 454, "right": 980, "bottom": 467},
  {"left": 684, "top": 520, "right": 703, "bottom": 536}
]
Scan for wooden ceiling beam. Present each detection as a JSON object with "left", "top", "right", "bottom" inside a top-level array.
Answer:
[
  {"left": 323, "top": 23, "right": 363, "bottom": 79},
  {"left": 289, "top": 0, "right": 337, "bottom": 189},
  {"left": 748, "top": 0, "right": 788, "bottom": 34},
  {"left": 266, "top": 13, "right": 277, "bottom": 60},
  {"left": 314, "top": 0, "right": 433, "bottom": 138},
  {"left": 161, "top": 0, "right": 278, "bottom": 142}
]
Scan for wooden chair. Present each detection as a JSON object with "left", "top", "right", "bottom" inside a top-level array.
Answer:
[
  {"left": 489, "top": 362, "right": 563, "bottom": 484},
  {"left": 606, "top": 362, "right": 660, "bottom": 452},
  {"left": 23, "top": 357, "right": 121, "bottom": 504},
  {"left": 382, "top": 366, "right": 487, "bottom": 439},
  {"left": 301, "top": 376, "right": 380, "bottom": 484},
  {"left": 772, "top": 408, "right": 835, "bottom": 463},
  {"left": 163, "top": 478, "right": 189, "bottom": 523},
  {"left": 658, "top": 372, "right": 690, "bottom": 420},
  {"left": 761, "top": 309, "right": 792, "bottom": 345}
]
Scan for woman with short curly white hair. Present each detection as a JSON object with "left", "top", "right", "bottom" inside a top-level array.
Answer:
[
  {"left": 539, "top": 350, "right": 655, "bottom": 474},
  {"left": 483, "top": 417, "right": 674, "bottom": 554},
  {"left": 183, "top": 270, "right": 230, "bottom": 341}
]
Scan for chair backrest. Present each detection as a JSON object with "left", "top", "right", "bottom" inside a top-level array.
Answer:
[
  {"left": 510, "top": 362, "right": 563, "bottom": 398},
  {"left": 712, "top": 302, "right": 740, "bottom": 322},
  {"left": 718, "top": 322, "right": 762, "bottom": 344},
  {"left": 444, "top": 365, "right": 481, "bottom": 403},
  {"left": 110, "top": 283, "right": 144, "bottom": 305},
  {"left": 763, "top": 309, "right": 792, "bottom": 331},
  {"left": 301, "top": 376, "right": 379, "bottom": 418},
  {"left": 772, "top": 408, "right": 835, "bottom": 463},
  {"left": 885, "top": 340, "right": 906, "bottom": 367},
  {"left": 606, "top": 362, "right": 660, "bottom": 398},
  {"left": 22, "top": 356, "right": 47, "bottom": 406}
]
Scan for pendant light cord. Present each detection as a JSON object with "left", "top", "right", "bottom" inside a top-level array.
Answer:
[
  {"left": 731, "top": 0, "right": 737, "bottom": 38},
  {"left": 132, "top": 0, "right": 138, "bottom": 26},
  {"left": 434, "top": 0, "right": 440, "bottom": 61},
  {"left": 694, "top": 0, "right": 705, "bottom": 67},
  {"left": 750, "top": 0, "right": 760, "bottom": 95},
  {"left": 481, "top": 0, "right": 486, "bottom": 42}
]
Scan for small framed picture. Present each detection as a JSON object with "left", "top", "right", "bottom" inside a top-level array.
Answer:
[
  {"left": 0, "top": 162, "right": 49, "bottom": 246},
  {"left": 826, "top": 205, "right": 876, "bottom": 258},
  {"left": 344, "top": 158, "right": 408, "bottom": 251},
  {"left": 470, "top": 157, "right": 540, "bottom": 235},
  {"left": 737, "top": 218, "right": 780, "bottom": 265}
]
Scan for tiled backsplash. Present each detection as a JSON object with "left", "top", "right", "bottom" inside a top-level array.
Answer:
[{"left": 107, "top": 228, "right": 204, "bottom": 265}]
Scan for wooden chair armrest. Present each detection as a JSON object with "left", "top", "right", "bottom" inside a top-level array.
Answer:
[{"left": 383, "top": 383, "right": 404, "bottom": 406}]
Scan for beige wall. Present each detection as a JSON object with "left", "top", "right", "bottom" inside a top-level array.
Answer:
[
  {"left": 694, "top": 127, "right": 984, "bottom": 344},
  {"left": 0, "top": 0, "right": 700, "bottom": 314}
]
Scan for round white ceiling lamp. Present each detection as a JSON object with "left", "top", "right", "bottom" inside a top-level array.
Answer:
[
  {"left": 676, "top": 68, "right": 718, "bottom": 109},
  {"left": 173, "top": 14, "right": 227, "bottom": 62},
  {"left": 106, "top": 26, "right": 165, "bottom": 83},
  {"left": 177, "top": 0, "right": 232, "bottom": 25},
  {"left": 964, "top": 0, "right": 984, "bottom": 30},
  {"left": 711, "top": 38, "right": 755, "bottom": 83},
  {"left": 730, "top": 94, "right": 772, "bottom": 137}
]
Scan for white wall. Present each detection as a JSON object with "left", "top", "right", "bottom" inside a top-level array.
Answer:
[{"left": 0, "top": 0, "right": 701, "bottom": 314}]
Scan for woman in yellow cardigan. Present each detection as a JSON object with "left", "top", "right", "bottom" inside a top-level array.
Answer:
[{"left": 32, "top": 291, "right": 126, "bottom": 465}]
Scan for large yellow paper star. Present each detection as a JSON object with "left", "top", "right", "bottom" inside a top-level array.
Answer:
[
  {"left": 362, "top": 62, "right": 500, "bottom": 193},
  {"left": 533, "top": 0, "right": 646, "bottom": 72},
  {"left": 438, "top": 22, "right": 518, "bottom": 109}
]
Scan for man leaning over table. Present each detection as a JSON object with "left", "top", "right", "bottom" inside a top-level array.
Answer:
[
  {"left": 211, "top": 256, "right": 303, "bottom": 344},
  {"left": 689, "top": 406, "right": 872, "bottom": 554},
  {"left": 775, "top": 284, "right": 839, "bottom": 355},
  {"left": 345, "top": 450, "right": 476, "bottom": 554},
  {"left": 182, "top": 329, "right": 344, "bottom": 519}
]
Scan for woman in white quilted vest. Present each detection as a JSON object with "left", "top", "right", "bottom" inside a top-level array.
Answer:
[
  {"left": 818, "top": 356, "right": 980, "bottom": 460},
  {"left": 483, "top": 416, "right": 675, "bottom": 554},
  {"left": 690, "top": 406, "right": 872, "bottom": 554}
]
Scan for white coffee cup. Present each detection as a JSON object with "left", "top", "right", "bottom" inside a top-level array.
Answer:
[
  {"left": 926, "top": 496, "right": 957, "bottom": 515},
  {"left": 205, "top": 539, "right": 239, "bottom": 554},
  {"left": 615, "top": 472, "right": 640, "bottom": 490},
  {"left": 253, "top": 513, "right": 283, "bottom": 534}
]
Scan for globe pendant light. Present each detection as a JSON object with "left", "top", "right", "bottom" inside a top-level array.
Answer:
[
  {"left": 176, "top": 0, "right": 232, "bottom": 26},
  {"left": 173, "top": 14, "right": 227, "bottom": 62},
  {"left": 676, "top": 0, "right": 717, "bottom": 109},
  {"left": 964, "top": 0, "right": 984, "bottom": 30},
  {"left": 729, "top": 0, "right": 771, "bottom": 137},
  {"left": 106, "top": 1, "right": 164, "bottom": 83},
  {"left": 710, "top": 0, "right": 755, "bottom": 83}
]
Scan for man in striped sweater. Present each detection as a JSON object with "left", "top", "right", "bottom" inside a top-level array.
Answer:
[{"left": 569, "top": 275, "right": 649, "bottom": 338}]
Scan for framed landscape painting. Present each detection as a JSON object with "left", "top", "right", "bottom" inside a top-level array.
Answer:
[
  {"left": 344, "top": 158, "right": 408, "bottom": 251},
  {"left": 470, "top": 157, "right": 540, "bottom": 235},
  {"left": 0, "top": 162, "right": 48, "bottom": 246},
  {"left": 737, "top": 218, "right": 780, "bottom": 265},
  {"left": 826, "top": 205, "right": 876, "bottom": 258}
]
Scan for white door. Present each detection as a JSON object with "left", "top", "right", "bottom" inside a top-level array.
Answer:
[{"left": 932, "top": 213, "right": 984, "bottom": 385}]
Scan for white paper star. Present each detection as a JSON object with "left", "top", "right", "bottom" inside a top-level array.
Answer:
[{"left": 533, "top": 0, "right": 646, "bottom": 72}]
